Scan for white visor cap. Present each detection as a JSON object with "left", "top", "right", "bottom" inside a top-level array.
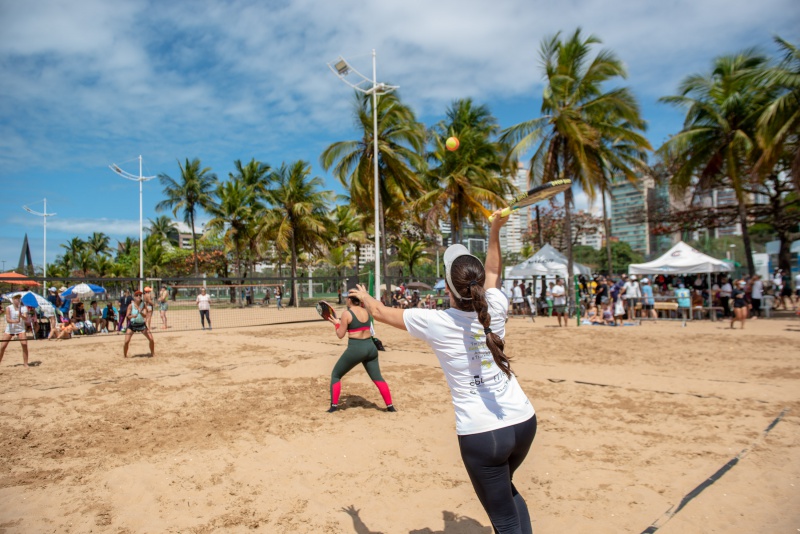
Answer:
[{"left": 443, "top": 244, "right": 482, "bottom": 300}]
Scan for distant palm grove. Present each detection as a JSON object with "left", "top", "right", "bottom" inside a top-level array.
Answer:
[{"left": 47, "top": 30, "right": 799, "bottom": 303}]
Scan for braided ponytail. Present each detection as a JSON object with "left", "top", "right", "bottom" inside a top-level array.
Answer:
[
  {"left": 468, "top": 283, "right": 512, "bottom": 379},
  {"left": 450, "top": 256, "right": 513, "bottom": 379}
]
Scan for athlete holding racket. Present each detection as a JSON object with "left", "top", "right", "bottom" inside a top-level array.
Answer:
[
  {"left": 322, "top": 296, "right": 396, "bottom": 413},
  {"left": 348, "top": 209, "right": 536, "bottom": 533}
]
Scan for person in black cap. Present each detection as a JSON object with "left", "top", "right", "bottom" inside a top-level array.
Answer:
[{"left": 348, "top": 209, "right": 536, "bottom": 533}]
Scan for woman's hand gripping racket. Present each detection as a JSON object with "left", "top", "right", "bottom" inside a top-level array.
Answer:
[
  {"left": 489, "top": 179, "right": 572, "bottom": 221},
  {"left": 316, "top": 301, "right": 337, "bottom": 323}
]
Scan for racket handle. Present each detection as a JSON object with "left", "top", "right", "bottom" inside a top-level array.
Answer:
[{"left": 488, "top": 206, "right": 514, "bottom": 222}]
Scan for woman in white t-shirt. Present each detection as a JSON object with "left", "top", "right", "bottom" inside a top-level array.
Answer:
[
  {"left": 0, "top": 294, "right": 30, "bottom": 367},
  {"left": 349, "top": 210, "right": 536, "bottom": 533},
  {"left": 196, "top": 288, "right": 212, "bottom": 330}
]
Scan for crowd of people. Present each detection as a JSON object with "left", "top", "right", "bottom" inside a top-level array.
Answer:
[{"left": 381, "top": 267, "right": 799, "bottom": 330}]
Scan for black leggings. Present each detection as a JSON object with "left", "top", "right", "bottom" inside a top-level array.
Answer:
[
  {"left": 199, "top": 310, "right": 211, "bottom": 328},
  {"left": 458, "top": 415, "right": 537, "bottom": 534}
]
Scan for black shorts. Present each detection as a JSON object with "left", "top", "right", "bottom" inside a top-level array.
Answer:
[
  {"left": 781, "top": 287, "right": 793, "bottom": 297},
  {"left": 128, "top": 321, "right": 147, "bottom": 332},
  {"left": 642, "top": 304, "right": 653, "bottom": 310}
]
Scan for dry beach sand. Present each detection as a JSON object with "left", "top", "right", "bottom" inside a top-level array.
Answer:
[{"left": 0, "top": 314, "right": 798, "bottom": 533}]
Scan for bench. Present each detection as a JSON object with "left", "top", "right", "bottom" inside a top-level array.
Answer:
[
  {"left": 690, "top": 306, "right": 724, "bottom": 321},
  {"left": 654, "top": 301, "right": 679, "bottom": 319}
]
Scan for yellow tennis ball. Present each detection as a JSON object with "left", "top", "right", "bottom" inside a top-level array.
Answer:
[{"left": 446, "top": 137, "right": 460, "bottom": 151}]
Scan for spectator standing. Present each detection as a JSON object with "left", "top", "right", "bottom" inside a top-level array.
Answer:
[
  {"left": 719, "top": 276, "right": 733, "bottom": 317},
  {"left": 118, "top": 290, "right": 132, "bottom": 332},
  {"left": 511, "top": 281, "right": 524, "bottom": 316},
  {"left": 675, "top": 284, "right": 691, "bottom": 321},
  {"left": 196, "top": 288, "right": 212, "bottom": 330},
  {"left": 158, "top": 286, "right": 169, "bottom": 330},
  {"left": 551, "top": 278, "right": 568, "bottom": 327},
  {"left": 143, "top": 287, "right": 155, "bottom": 330},
  {"left": 622, "top": 275, "right": 642, "bottom": 320},
  {"left": 275, "top": 286, "right": 283, "bottom": 310},
  {"left": 641, "top": 278, "right": 657, "bottom": 320},
  {"left": 731, "top": 280, "right": 749, "bottom": 329},
  {"left": 750, "top": 275, "right": 763, "bottom": 318},
  {"left": 545, "top": 282, "right": 554, "bottom": 317}
]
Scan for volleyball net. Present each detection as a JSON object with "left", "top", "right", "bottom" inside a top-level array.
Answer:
[{"left": 1, "top": 272, "right": 444, "bottom": 337}]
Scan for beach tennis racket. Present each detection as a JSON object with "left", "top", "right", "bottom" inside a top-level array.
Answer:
[
  {"left": 316, "top": 301, "right": 337, "bottom": 321},
  {"left": 489, "top": 179, "right": 572, "bottom": 221}
]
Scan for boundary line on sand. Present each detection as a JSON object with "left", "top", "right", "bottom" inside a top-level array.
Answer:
[{"left": 640, "top": 407, "right": 789, "bottom": 534}]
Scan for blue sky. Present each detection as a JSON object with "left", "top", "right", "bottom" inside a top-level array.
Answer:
[{"left": 1, "top": 0, "right": 798, "bottom": 272}]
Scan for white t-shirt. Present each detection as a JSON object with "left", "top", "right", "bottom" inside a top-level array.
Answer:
[
  {"left": 403, "top": 288, "right": 534, "bottom": 436},
  {"left": 720, "top": 283, "right": 732, "bottom": 298},
  {"left": 751, "top": 280, "right": 763, "bottom": 299},
  {"left": 512, "top": 285, "right": 524, "bottom": 304},
  {"left": 623, "top": 281, "right": 642, "bottom": 299},
  {"left": 196, "top": 294, "right": 211, "bottom": 311},
  {"left": 4, "top": 303, "right": 27, "bottom": 335},
  {"left": 551, "top": 284, "right": 566, "bottom": 305}
]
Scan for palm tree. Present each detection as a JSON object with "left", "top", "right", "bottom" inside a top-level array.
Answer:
[
  {"left": 93, "top": 255, "right": 115, "bottom": 278},
  {"left": 501, "top": 28, "right": 648, "bottom": 299},
  {"left": 231, "top": 158, "right": 272, "bottom": 194},
  {"left": 659, "top": 50, "right": 772, "bottom": 276},
  {"left": 330, "top": 204, "right": 369, "bottom": 277},
  {"left": 320, "top": 91, "right": 426, "bottom": 293},
  {"left": 416, "top": 99, "right": 514, "bottom": 244},
  {"left": 261, "top": 161, "right": 334, "bottom": 306},
  {"left": 86, "top": 232, "right": 111, "bottom": 258},
  {"left": 388, "top": 237, "right": 432, "bottom": 278},
  {"left": 116, "top": 237, "right": 137, "bottom": 259},
  {"left": 157, "top": 158, "right": 217, "bottom": 274},
  {"left": 143, "top": 235, "right": 167, "bottom": 277},
  {"left": 73, "top": 249, "right": 94, "bottom": 277},
  {"left": 206, "top": 178, "right": 262, "bottom": 281},
  {"left": 60, "top": 237, "right": 85, "bottom": 267},
  {"left": 325, "top": 245, "right": 356, "bottom": 280},
  {"left": 757, "top": 36, "right": 800, "bottom": 191},
  {"left": 147, "top": 216, "right": 179, "bottom": 246}
]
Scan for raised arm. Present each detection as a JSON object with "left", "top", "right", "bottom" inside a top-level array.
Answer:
[
  {"left": 484, "top": 209, "right": 509, "bottom": 290},
  {"left": 348, "top": 285, "right": 407, "bottom": 331}
]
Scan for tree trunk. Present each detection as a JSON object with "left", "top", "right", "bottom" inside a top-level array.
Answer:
[
  {"left": 289, "top": 232, "right": 298, "bottom": 308},
  {"left": 535, "top": 206, "right": 543, "bottom": 248},
  {"left": 602, "top": 190, "right": 613, "bottom": 275},
  {"left": 190, "top": 211, "right": 200, "bottom": 274},
  {"left": 735, "top": 192, "right": 756, "bottom": 277},
  {"left": 380, "top": 202, "right": 390, "bottom": 304},
  {"left": 777, "top": 229, "right": 793, "bottom": 274},
  {"left": 564, "top": 187, "right": 574, "bottom": 310}
]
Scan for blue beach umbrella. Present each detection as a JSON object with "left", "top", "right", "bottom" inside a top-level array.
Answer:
[
  {"left": 61, "top": 283, "right": 107, "bottom": 299},
  {"left": 2, "top": 290, "right": 55, "bottom": 314}
]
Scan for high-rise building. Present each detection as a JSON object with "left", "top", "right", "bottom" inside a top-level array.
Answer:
[
  {"left": 610, "top": 176, "right": 652, "bottom": 256},
  {"left": 500, "top": 163, "right": 531, "bottom": 254}
]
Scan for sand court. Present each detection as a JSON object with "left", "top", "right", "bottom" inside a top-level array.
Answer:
[{"left": 0, "top": 317, "right": 798, "bottom": 533}]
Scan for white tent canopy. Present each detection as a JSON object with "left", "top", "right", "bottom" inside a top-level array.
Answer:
[
  {"left": 628, "top": 241, "right": 733, "bottom": 275},
  {"left": 509, "top": 244, "right": 592, "bottom": 278}
]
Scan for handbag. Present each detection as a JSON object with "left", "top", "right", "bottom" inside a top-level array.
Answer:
[{"left": 372, "top": 337, "right": 385, "bottom": 351}]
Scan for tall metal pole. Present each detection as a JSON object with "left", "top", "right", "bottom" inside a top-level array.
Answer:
[
  {"left": 23, "top": 199, "right": 56, "bottom": 295},
  {"left": 138, "top": 155, "right": 144, "bottom": 292},
  {"left": 110, "top": 156, "right": 155, "bottom": 293},
  {"left": 43, "top": 198, "right": 48, "bottom": 291},
  {"left": 372, "top": 50, "right": 381, "bottom": 301}
]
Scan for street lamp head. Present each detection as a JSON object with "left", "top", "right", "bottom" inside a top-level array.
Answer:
[{"left": 334, "top": 58, "right": 350, "bottom": 76}]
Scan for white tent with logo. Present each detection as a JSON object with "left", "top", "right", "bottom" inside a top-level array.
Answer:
[
  {"left": 509, "top": 244, "right": 592, "bottom": 278},
  {"left": 627, "top": 241, "right": 732, "bottom": 275}
]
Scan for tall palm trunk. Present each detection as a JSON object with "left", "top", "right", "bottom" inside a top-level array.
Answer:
[
  {"left": 731, "top": 168, "right": 755, "bottom": 277},
  {"left": 289, "top": 232, "right": 298, "bottom": 307},
  {"left": 602, "top": 188, "right": 613, "bottom": 274},
  {"left": 564, "top": 187, "right": 574, "bottom": 308},
  {"left": 380, "top": 202, "right": 390, "bottom": 303},
  {"left": 535, "top": 206, "right": 543, "bottom": 248},
  {"left": 190, "top": 211, "right": 200, "bottom": 274}
]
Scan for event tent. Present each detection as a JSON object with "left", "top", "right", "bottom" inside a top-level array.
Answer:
[
  {"left": 627, "top": 241, "right": 732, "bottom": 275},
  {"left": 508, "top": 244, "right": 592, "bottom": 278}
]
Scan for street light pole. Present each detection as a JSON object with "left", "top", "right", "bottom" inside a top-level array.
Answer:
[
  {"left": 23, "top": 198, "right": 56, "bottom": 294},
  {"left": 110, "top": 156, "right": 156, "bottom": 292},
  {"left": 328, "top": 50, "right": 398, "bottom": 301}
]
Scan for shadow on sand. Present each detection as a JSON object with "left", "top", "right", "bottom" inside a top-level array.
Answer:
[{"left": 341, "top": 505, "right": 491, "bottom": 534}]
